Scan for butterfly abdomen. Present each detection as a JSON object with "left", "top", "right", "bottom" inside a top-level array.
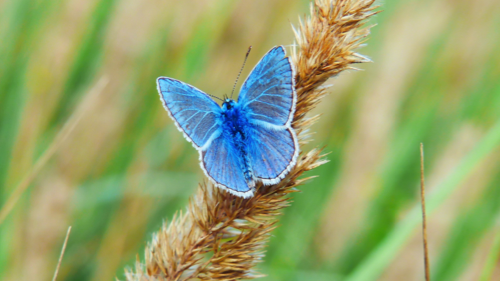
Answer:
[{"left": 221, "top": 100, "right": 255, "bottom": 187}]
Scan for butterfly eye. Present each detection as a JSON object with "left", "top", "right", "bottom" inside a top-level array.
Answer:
[{"left": 222, "top": 100, "right": 233, "bottom": 110}]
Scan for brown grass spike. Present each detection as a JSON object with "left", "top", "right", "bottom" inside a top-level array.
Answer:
[{"left": 125, "top": 0, "right": 378, "bottom": 280}]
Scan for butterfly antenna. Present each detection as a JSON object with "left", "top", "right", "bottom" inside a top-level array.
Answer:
[
  {"left": 230, "top": 46, "right": 252, "bottom": 99},
  {"left": 208, "top": 93, "right": 224, "bottom": 102}
]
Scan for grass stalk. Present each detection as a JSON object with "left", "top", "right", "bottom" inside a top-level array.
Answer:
[
  {"left": 52, "top": 226, "right": 72, "bottom": 281},
  {"left": 420, "top": 143, "right": 430, "bottom": 281}
]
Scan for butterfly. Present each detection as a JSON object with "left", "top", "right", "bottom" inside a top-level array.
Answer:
[{"left": 156, "top": 46, "right": 298, "bottom": 198}]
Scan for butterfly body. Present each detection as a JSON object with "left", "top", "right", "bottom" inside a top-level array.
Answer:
[
  {"left": 220, "top": 99, "right": 254, "bottom": 186},
  {"left": 157, "top": 46, "right": 298, "bottom": 198}
]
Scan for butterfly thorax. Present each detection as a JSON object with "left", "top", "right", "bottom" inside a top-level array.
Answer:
[
  {"left": 221, "top": 100, "right": 247, "bottom": 135},
  {"left": 221, "top": 99, "right": 254, "bottom": 186}
]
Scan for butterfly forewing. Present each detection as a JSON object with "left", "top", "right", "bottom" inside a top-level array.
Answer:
[
  {"left": 238, "top": 46, "right": 295, "bottom": 127},
  {"left": 157, "top": 77, "right": 222, "bottom": 149}
]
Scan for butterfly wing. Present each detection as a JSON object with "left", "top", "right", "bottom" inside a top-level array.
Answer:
[
  {"left": 157, "top": 77, "right": 222, "bottom": 149},
  {"left": 239, "top": 46, "right": 298, "bottom": 184},
  {"left": 238, "top": 46, "right": 295, "bottom": 127},
  {"left": 201, "top": 134, "right": 254, "bottom": 197},
  {"left": 246, "top": 125, "right": 299, "bottom": 184}
]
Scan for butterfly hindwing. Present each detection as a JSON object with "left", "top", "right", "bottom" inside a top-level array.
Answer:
[
  {"left": 157, "top": 77, "right": 222, "bottom": 149},
  {"left": 247, "top": 125, "right": 298, "bottom": 184},
  {"left": 201, "top": 134, "right": 253, "bottom": 197},
  {"left": 238, "top": 46, "right": 295, "bottom": 127}
]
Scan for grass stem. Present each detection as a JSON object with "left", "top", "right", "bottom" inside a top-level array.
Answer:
[
  {"left": 420, "top": 143, "right": 430, "bottom": 281},
  {"left": 52, "top": 226, "right": 72, "bottom": 281}
]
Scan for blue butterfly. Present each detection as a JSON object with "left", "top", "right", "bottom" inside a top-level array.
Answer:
[{"left": 156, "top": 46, "right": 298, "bottom": 198}]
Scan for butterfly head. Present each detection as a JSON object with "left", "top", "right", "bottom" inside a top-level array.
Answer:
[{"left": 222, "top": 98, "right": 237, "bottom": 111}]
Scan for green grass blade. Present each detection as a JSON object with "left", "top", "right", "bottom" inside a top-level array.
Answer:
[
  {"left": 433, "top": 175, "right": 500, "bottom": 281},
  {"left": 345, "top": 118, "right": 500, "bottom": 281},
  {"left": 51, "top": 0, "right": 117, "bottom": 124},
  {"left": 479, "top": 224, "right": 500, "bottom": 281}
]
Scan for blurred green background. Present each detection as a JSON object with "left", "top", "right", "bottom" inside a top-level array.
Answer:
[{"left": 1, "top": 0, "right": 500, "bottom": 280}]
